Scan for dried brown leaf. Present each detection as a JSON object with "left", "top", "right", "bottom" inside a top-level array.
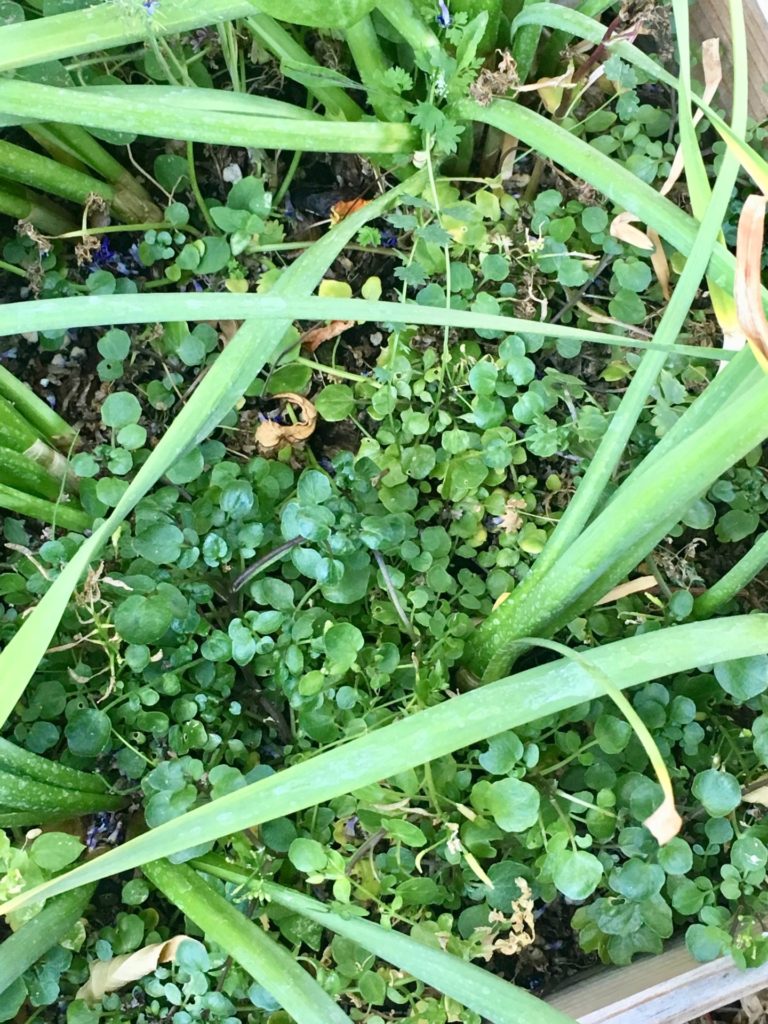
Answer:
[
  {"left": 330, "top": 198, "right": 369, "bottom": 225},
  {"left": 609, "top": 211, "right": 656, "bottom": 251},
  {"left": 255, "top": 392, "right": 317, "bottom": 456},
  {"left": 735, "top": 193, "right": 768, "bottom": 365},
  {"left": 643, "top": 795, "right": 683, "bottom": 845},
  {"left": 76, "top": 936, "right": 190, "bottom": 1004},
  {"left": 646, "top": 227, "right": 671, "bottom": 300},
  {"left": 300, "top": 319, "right": 355, "bottom": 353},
  {"left": 500, "top": 497, "right": 526, "bottom": 534},
  {"left": 660, "top": 38, "right": 722, "bottom": 198},
  {"left": 595, "top": 574, "right": 657, "bottom": 606}
]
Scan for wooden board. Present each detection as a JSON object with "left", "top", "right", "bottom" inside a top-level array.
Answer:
[
  {"left": 692, "top": 0, "right": 768, "bottom": 120},
  {"left": 545, "top": 939, "right": 768, "bottom": 1023}
]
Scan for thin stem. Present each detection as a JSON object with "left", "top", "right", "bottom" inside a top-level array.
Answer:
[
  {"left": 186, "top": 141, "right": 217, "bottom": 233},
  {"left": 0, "top": 366, "right": 76, "bottom": 445},
  {"left": 273, "top": 148, "right": 303, "bottom": 209},
  {"left": 246, "top": 15, "right": 362, "bottom": 121},
  {"left": 694, "top": 532, "right": 768, "bottom": 618}
]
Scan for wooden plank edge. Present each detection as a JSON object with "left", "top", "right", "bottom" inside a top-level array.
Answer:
[
  {"left": 545, "top": 938, "right": 768, "bottom": 1024},
  {"left": 692, "top": 0, "right": 768, "bottom": 121}
]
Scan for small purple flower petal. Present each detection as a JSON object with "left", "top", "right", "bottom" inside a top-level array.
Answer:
[{"left": 437, "top": 0, "right": 451, "bottom": 28}]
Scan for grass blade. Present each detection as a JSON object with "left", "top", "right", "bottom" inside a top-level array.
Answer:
[
  {"left": 0, "top": 82, "right": 415, "bottom": 154},
  {"left": 2, "top": 615, "right": 767, "bottom": 915},
  {"left": 0, "top": 293, "right": 733, "bottom": 361},
  {"left": 141, "top": 861, "right": 353, "bottom": 1024},
  {"left": 0, "top": 0, "right": 255, "bottom": 73},
  {"left": 0, "top": 885, "right": 95, "bottom": 993},
  {"left": 195, "top": 858, "right": 578, "bottom": 1024}
]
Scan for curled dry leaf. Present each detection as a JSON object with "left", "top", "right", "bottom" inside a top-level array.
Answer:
[
  {"left": 735, "top": 193, "right": 768, "bottom": 369},
  {"left": 255, "top": 392, "right": 317, "bottom": 456},
  {"left": 660, "top": 38, "right": 722, "bottom": 199},
  {"left": 76, "top": 935, "right": 190, "bottom": 1004},
  {"left": 330, "top": 197, "right": 369, "bottom": 224},
  {"left": 300, "top": 319, "right": 355, "bottom": 353},
  {"left": 744, "top": 782, "right": 768, "bottom": 807},
  {"left": 595, "top": 574, "right": 657, "bottom": 606},
  {"left": 643, "top": 795, "right": 683, "bottom": 846},
  {"left": 609, "top": 211, "right": 656, "bottom": 252}
]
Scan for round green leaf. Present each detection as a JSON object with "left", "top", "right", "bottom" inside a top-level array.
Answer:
[
  {"left": 65, "top": 709, "right": 111, "bottom": 757},
  {"left": 692, "top": 769, "right": 742, "bottom": 818},
  {"left": 297, "top": 469, "right": 332, "bottom": 505},
  {"left": 657, "top": 837, "right": 693, "bottom": 876},
  {"left": 30, "top": 832, "right": 85, "bottom": 871},
  {"left": 552, "top": 849, "right": 603, "bottom": 900},
  {"left": 114, "top": 594, "right": 174, "bottom": 644},
  {"left": 288, "top": 837, "right": 327, "bottom": 873},
  {"left": 133, "top": 523, "right": 183, "bottom": 565},
  {"left": 166, "top": 448, "right": 204, "bottom": 485},
  {"left": 101, "top": 391, "right": 141, "bottom": 428},
  {"left": 731, "top": 835, "right": 768, "bottom": 873},
  {"left": 609, "top": 859, "right": 665, "bottom": 901},
  {"left": 714, "top": 655, "right": 768, "bottom": 703},
  {"left": 315, "top": 384, "right": 355, "bottom": 422},
  {"left": 486, "top": 778, "right": 540, "bottom": 833},
  {"left": 323, "top": 622, "right": 364, "bottom": 675}
]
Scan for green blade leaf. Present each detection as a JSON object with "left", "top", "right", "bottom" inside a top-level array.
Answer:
[
  {"left": 250, "top": 0, "right": 376, "bottom": 28},
  {"left": 0, "top": 81, "right": 415, "bottom": 154},
  {"left": 142, "top": 861, "right": 352, "bottom": 1024},
  {"left": 2, "top": 616, "right": 767, "bottom": 915},
  {"left": 0, "top": 294, "right": 733, "bottom": 361},
  {"left": 0, "top": 885, "right": 94, "bottom": 994},
  {"left": 196, "top": 860, "right": 578, "bottom": 1024}
]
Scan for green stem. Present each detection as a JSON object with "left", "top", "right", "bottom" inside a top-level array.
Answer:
[
  {"left": 0, "top": 767, "right": 122, "bottom": 814},
  {"left": 520, "top": 109, "right": 740, "bottom": 582},
  {"left": 0, "top": 364, "right": 77, "bottom": 446},
  {"left": 246, "top": 14, "right": 363, "bottom": 121},
  {"left": 273, "top": 148, "right": 303, "bottom": 209},
  {"left": 23, "top": 124, "right": 86, "bottom": 171},
  {"left": 0, "top": 82, "right": 415, "bottom": 155},
  {"left": 194, "top": 857, "right": 577, "bottom": 1024},
  {"left": 0, "top": 482, "right": 91, "bottom": 533},
  {"left": 346, "top": 15, "right": 408, "bottom": 122},
  {"left": 186, "top": 141, "right": 217, "bottom": 233},
  {"left": 0, "top": 394, "right": 41, "bottom": 452},
  {"left": 0, "top": 139, "right": 148, "bottom": 223},
  {"left": 0, "top": 0, "right": 256, "bottom": 73},
  {"left": 375, "top": 0, "right": 442, "bottom": 64},
  {"left": 0, "top": 446, "right": 66, "bottom": 502},
  {"left": 0, "top": 179, "right": 75, "bottom": 234},
  {"left": 45, "top": 122, "right": 161, "bottom": 218},
  {"left": 694, "top": 532, "right": 768, "bottom": 618}
]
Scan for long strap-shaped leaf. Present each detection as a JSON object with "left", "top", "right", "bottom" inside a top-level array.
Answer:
[
  {"left": 3, "top": 616, "right": 767, "bottom": 915},
  {"left": 0, "top": 295, "right": 732, "bottom": 361},
  {"left": 0, "top": 885, "right": 94, "bottom": 994},
  {"left": 493, "top": 0, "right": 746, "bottom": 583},
  {"left": 0, "top": 0, "right": 255, "bottom": 73},
  {"left": 0, "top": 82, "right": 414, "bottom": 153},
  {"left": 195, "top": 857, "right": 577, "bottom": 1024},
  {"left": 0, "top": 173, "right": 423, "bottom": 732},
  {"left": 141, "top": 861, "right": 353, "bottom": 1024},
  {"left": 455, "top": 98, "right": 740, "bottom": 294}
]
